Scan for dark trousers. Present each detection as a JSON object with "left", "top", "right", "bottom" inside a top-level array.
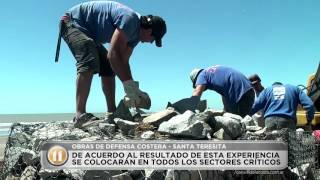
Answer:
[
  {"left": 265, "top": 116, "right": 296, "bottom": 131},
  {"left": 223, "top": 89, "right": 255, "bottom": 118}
]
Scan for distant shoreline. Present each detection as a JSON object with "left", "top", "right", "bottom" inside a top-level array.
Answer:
[{"left": 0, "top": 113, "right": 105, "bottom": 123}]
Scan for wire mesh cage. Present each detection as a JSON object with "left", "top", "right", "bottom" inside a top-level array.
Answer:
[{"left": 1, "top": 123, "right": 320, "bottom": 180}]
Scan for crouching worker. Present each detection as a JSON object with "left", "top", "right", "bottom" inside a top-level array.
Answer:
[
  {"left": 190, "top": 65, "right": 255, "bottom": 117},
  {"left": 250, "top": 82, "right": 315, "bottom": 131}
]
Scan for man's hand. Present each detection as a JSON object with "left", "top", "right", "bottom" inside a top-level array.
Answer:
[{"left": 123, "top": 80, "right": 151, "bottom": 109}]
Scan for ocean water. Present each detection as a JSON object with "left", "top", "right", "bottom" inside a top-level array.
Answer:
[{"left": 0, "top": 113, "right": 105, "bottom": 137}]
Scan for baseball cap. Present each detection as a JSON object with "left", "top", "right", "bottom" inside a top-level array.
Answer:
[
  {"left": 148, "top": 15, "right": 167, "bottom": 47},
  {"left": 248, "top": 74, "right": 261, "bottom": 85},
  {"left": 190, "top": 68, "right": 204, "bottom": 88}
]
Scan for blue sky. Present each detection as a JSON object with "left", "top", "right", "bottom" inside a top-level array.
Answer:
[{"left": 0, "top": 0, "right": 319, "bottom": 114}]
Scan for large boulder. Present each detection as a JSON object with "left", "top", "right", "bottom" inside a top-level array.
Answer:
[
  {"left": 114, "top": 118, "right": 139, "bottom": 136},
  {"left": 158, "top": 111, "right": 212, "bottom": 139},
  {"left": 142, "top": 108, "right": 177, "bottom": 127},
  {"left": 210, "top": 116, "right": 244, "bottom": 139}
]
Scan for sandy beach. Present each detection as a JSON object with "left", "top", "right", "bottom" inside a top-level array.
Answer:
[{"left": 0, "top": 136, "right": 8, "bottom": 161}]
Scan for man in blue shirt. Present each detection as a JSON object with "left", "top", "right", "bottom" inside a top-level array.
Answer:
[
  {"left": 190, "top": 65, "right": 255, "bottom": 117},
  {"left": 56, "top": 1, "right": 167, "bottom": 128},
  {"left": 250, "top": 82, "right": 315, "bottom": 131}
]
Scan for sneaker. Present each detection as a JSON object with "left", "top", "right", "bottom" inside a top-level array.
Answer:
[{"left": 73, "top": 113, "right": 104, "bottom": 128}]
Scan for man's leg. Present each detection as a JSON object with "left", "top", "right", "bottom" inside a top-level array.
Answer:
[
  {"left": 265, "top": 117, "right": 278, "bottom": 131},
  {"left": 101, "top": 76, "right": 116, "bottom": 112},
  {"left": 237, "top": 89, "right": 255, "bottom": 118},
  {"left": 98, "top": 45, "right": 116, "bottom": 113},
  {"left": 61, "top": 19, "right": 101, "bottom": 124},
  {"left": 277, "top": 117, "right": 296, "bottom": 131},
  {"left": 76, "top": 71, "right": 94, "bottom": 117}
]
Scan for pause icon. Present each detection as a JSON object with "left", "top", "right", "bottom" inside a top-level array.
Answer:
[{"left": 47, "top": 145, "right": 68, "bottom": 166}]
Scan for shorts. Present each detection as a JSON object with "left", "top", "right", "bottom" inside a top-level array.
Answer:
[{"left": 60, "top": 20, "right": 114, "bottom": 77}]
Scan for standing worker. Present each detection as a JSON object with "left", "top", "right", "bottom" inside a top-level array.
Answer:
[
  {"left": 55, "top": 1, "right": 167, "bottom": 128},
  {"left": 190, "top": 65, "right": 255, "bottom": 117},
  {"left": 248, "top": 74, "right": 264, "bottom": 97},
  {"left": 248, "top": 74, "right": 265, "bottom": 127},
  {"left": 250, "top": 82, "right": 314, "bottom": 131}
]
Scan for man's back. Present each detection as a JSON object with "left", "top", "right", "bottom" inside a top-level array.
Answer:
[
  {"left": 251, "top": 83, "right": 314, "bottom": 123},
  {"left": 67, "top": 1, "right": 140, "bottom": 46},
  {"left": 195, "top": 65, "right": 252, "bottom": 105}
]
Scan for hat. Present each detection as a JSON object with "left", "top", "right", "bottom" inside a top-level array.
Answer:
[
  {"left": 190, "top": 68, "right": 203, "bottom": 88},
  {"left": 248, "top": 74, "right": 261, "bottom": 85},
  {"left": 147, "top": 15, "right": 167, "bottom": 47}
]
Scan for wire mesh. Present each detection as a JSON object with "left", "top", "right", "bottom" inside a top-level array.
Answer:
[{"left": 1, "top": 123, "right": 320, "bottom": 180}]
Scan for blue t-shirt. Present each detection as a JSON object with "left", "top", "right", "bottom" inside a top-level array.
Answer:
[
  {"left": 195, "top": 65, "right": 253, "bottom": 105},
  {"left": 250, "top": 84, "right": 315, "bottom": 123},
  {"left": 67, "top": 1, "right": 140, "bottom": 48}
]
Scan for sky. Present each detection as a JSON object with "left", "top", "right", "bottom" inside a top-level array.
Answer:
[{"left": 0, "top": 0, "right": 319, "bottom": 114}]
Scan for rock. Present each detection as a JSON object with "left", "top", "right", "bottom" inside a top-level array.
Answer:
[
  {"left": 130, "top": 108, "right": 145, "bottom": 122},
  {"left": 38, "top": 169, "right": 72, "bottom": 179},
  {"left": 63, "top": 169, "right": 85, "bottom": 180},
  {"left": 32, "top": 124, "right": 71, "bottom": 140},
  {"left": 165, "top": 169, "right": 174, "bottom": 180},
  {"left": 141, "top": 131, "right": 155, "bottom": 139},
  {"left": 213, "top": 128, "right": 232, "bottom": 140},
  {"left": 223, "top": 113, "right": 243, "bottom": 122},
  {"left": 84, "top": 170, "right": 114, "bottom": 180},
  {"left": 246, "top": 126, "right": 262, "bottom": 131},
  {"left": 189, "top": 110, "right": 216, "bottom": 124},
  {"left": 81, "top": 136, "right": 102, "bottom": 141},
  {"left": 60, "top": 128, "right": 91, "bottom": 140},
  {"left": 112, "top": 172, "right": 133, "bottom": 180},
  {"left": 167, "top": 97, "right": 201, "bottom": 114},
  {"left": 158, "top": 111, "right": 212, "bottom": 139},
  {"left": 114, "top": 118, "right": 139, "bottom": 136},
  {"left": 84, "top": 126, "right": 104, "bottom": 136},
  {"left": 99, "top": 123, "right": 116, "bottom": 135},
  {"left": 254, "top": 127, "right": 267, "bottom": 135},
  {"left": 204, "top": 109, "right": 224, "bottom": 116},
  {"left": 9, "top": 132, "right": 30, "bottom": 149},
  {"left": 241, "top": 115, "right": 256, "bottom": 126},
  {"left": 5, "top": 175, "right": 20, "bottom": 180},
  {"left": 114, "top": 100, "right": 134, "bottom": 121},
  {"left": 211, "top": 116, "right": 244, "bottom": 139},
  {"left": 127, "top": 170, "right": 145, "bottom": 180},
  {"left": 165, "top": 170, "right": 227, "bottom": 180},
  {"left": 20, "top": 166, "right": 37, "bottom": 180},
  {"left": 6, "top": 147, "right": 36, "bottom": 172},
  {"left": 144, "top": 170, "right": 165, "bottom": 180},
  {"left": 252, "top": 111, "right": 265, "bottom": 127},
  {"left": 142, "top": 108, "right": 177, "bottom": 127}
]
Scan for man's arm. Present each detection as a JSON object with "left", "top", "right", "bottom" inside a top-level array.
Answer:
[
  {"left": 298, "top": 88, "right": 315, "bottom": 123},
  {"left": 249, "top": 89, "right": 267, "bottom": 116},
  {"left": 107, "top": 28, "right": 133, "bottom": 82},
  {"left": 192, "top": 85, "right": 206, "bottom": 97}
]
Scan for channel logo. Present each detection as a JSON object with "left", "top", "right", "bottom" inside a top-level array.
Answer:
[{"left": 47, "top": 145, "right": 68, "bottom": 166}]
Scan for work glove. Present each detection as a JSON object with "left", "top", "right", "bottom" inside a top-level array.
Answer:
[{"left": 123, "top": 80, "right": 151, "bottom": 109}]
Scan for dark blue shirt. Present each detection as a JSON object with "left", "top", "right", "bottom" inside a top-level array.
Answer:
[
  {"left": 195, "top": 65, "right": 253, "bottom": 105},
  {"left": 250, "top": 84, "right": 315, "bottom": 123},
  {"left": 67, "top": 1, "right": 140, "bottom": 48}
]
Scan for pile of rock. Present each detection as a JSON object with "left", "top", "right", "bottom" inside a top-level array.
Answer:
[{"left": 1, "top": 100, "right": 319, "bottom": 180}]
